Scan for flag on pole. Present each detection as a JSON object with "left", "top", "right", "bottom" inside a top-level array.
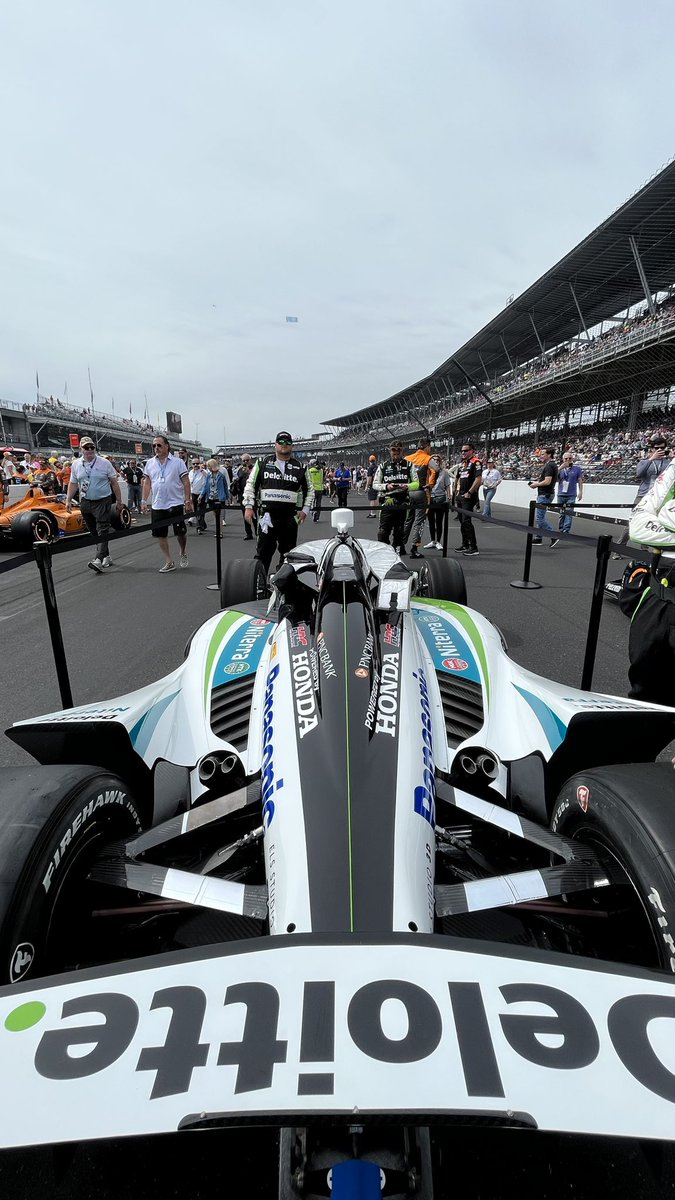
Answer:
[
  {"left": 285, "top": 316, "right": 298, "bottom": 323},
  {"left": 35, "top": 370, "right": 40, "bottom": 394}
]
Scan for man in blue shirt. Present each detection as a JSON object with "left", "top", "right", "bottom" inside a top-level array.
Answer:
[
  {"left": 334, "top": 462, "right": 351, "bottom": 507},
  {"left": 66, "top": 437, "right": 123, "bottom": 573},
  {"left": 556, "top": 452, "right": 584, "bottom": 536}
]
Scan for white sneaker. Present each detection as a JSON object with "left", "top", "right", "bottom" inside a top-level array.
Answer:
[
  {"left": 424, "top": 540, "right": 436, "bottom": 548},
  {"left": 179, "top": 553, "right": 189, "bottom": 568},
  {"left": 435, "top": 542, "right": 443, "bottom": 551},
  {"left": 88, "top": 558, "right": 103, "bottom": 574},
  {"left": 159, "top": 561, "right": 176, "bottom": 573},
  {"left": 101, "top": 556, "right": 113, "bottom": 568}
]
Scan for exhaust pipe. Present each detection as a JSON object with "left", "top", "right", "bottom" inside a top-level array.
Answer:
[
  {"left": 476, "top": 753, "right": 499, "bottom": 780},
  {"left": 198, "top": 752, "right": 239, "bottom": 785},
  {"left": 458, "top": 754, "right": 478, "bottom": 775}
]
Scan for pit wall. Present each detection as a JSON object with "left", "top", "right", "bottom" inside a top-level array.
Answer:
[{"left": 491, "top": 481, "right": 636, "bottom": 521}]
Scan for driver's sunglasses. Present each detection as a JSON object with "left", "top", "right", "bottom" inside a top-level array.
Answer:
[
  {"left": 461, "top": 448, "right": 472, "bottom": 454},
  {"left": 152, "top": 442, "right": 164, "bottom": 448},
  {"left": 277, "top": 439, "right": 292, "bottom": 447}
]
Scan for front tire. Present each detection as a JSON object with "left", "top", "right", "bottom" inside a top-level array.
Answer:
[
  {"left": 220, "top": 558, "right": 268, "bottom": 609},
  {"left": 0, "top": 766, "right": 143, "bottom": 983},
  {"left": 417, "top": 556, "right": 467, "bottom": 604},
  {"left": 551, "top": 764, "right": 675, "bottom": 972}
]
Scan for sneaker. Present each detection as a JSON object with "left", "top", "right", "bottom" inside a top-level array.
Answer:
[
  {"left": 435, "top": 542, "right": 443, "bottom": 551},
  {"left": 424, "top": 540, "right": 436, "bottom": 549},
  {"left": 367, "top": 512, "right": 378, "bottom": 518},
  {"left": 455, "top": 546, "right": 468, "bottom": 553},
  {"left": 101, "top": 555, "right": 113, "bottom": 568},
  {"left": 410, "top": 547, "right": 424, "bottom": 559},
  {"left": 159, "top": 561, "right": 176, "bottom": 573},
  {"left": 179, "top": 554, "right": 189, "bottom": 568},
  {"left": 88, "top": 558, "right": 103, "bottom": 574},
  {"left": 531, "top": 537, "right": 543, "bottom": 545},
  {"left": 462, "top": 548, "right": 479, "bottom": 556},
  {"left": 549, "top": 539, "right": 560, "bottom": 549}
]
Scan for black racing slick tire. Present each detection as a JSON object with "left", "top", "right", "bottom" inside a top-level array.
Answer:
[
  {"left": 418, "top": 556, "right": 467, "bottom": 605},
  {"left": 0, "top": 766, "right": 143, "bottom": 984},
  {"left": 10, "top": 509, "right": 57, "bottom": 548},
  {"left": 111, "top": 503, "right": 132, "bottom": 531},
  {"left": 551, "top": 763, "right": 675, "bottom": 973},
  {"left": 220, "top": 558, "right": 268, "bottom": 609}
]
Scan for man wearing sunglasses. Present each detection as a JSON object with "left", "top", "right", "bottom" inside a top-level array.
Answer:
[
  {"left": 243, "top": 431, "right": 313, "bottom": 571},
  {"left": 454, "top": 442, "right": 482, "bottom": 556},
  {"left": 141, "top": 435, "right": 192, "bottom": 572}
]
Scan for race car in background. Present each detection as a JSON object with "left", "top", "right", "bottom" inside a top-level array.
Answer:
[
  {"left": 0, "top": 485, "right": 131, "bottom": 548},
  {"left": 1, "top": 509, "right": 675, "bottom": 1197}
]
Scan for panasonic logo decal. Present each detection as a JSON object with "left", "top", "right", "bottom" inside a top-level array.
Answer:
[{"left": 261, "top": 664, "right": 283, "bottom": 828}]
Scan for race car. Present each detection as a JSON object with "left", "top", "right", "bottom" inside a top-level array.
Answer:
[
  {"left": 1, "top": 509, "right": 675, "bottom": 1196},
  {"left": 0, "top": 485, "right": 131, "bottom": 547}
]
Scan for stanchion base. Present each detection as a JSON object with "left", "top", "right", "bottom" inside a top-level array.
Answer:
[
  {"left": 510, "top": 580, "right": 542, "bottom": 589},
  {"left": 206, "top": 583, "right": 220, "bottom": 591}
]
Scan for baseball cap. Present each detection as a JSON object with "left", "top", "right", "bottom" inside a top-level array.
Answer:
[
  {"left": 389, "top": 440, "right": 403, "bottom": 450},
  {"left": 649, "top": 435, "right": 667, "bottom": 447},
  {"left": 80, "top": 437, "right": 95, "bottom": 448},
  {"left": 275, "top": 431, "right": 293, "bottom": 444}
]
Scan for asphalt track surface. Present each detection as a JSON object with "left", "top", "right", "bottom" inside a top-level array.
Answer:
[{"left": 1, "top": 501, "right": 674, "bottom": 1198}]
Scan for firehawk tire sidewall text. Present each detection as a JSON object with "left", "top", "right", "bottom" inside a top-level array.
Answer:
[
  {"left": 551, "top": 763, "right": 675, "bottom": 973},
  {"left": 0, "top": 766, "right": 143, "bottom": 985}
]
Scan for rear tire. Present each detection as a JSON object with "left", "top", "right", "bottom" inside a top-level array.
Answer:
[
  {"left": 111, "top": 504, "right": 132, "bottom": 531},
  {"left": 550, "top": 763, "right": 675, "bottom": 972},
  {"left": 417, "top": 556, "right": 467, "bottom": 604},
  {"left": 220, "top": 558, "right": 268, "bottom": 609},
  {"left": 10, "top": 509, "right": 57, "bottom": 548},
  {"left": 0, "top": 766, "right": 143, "bottom": 983}
]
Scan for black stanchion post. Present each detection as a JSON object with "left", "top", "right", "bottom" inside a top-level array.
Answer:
[
  {"left": 206, "top": 503, "right": 223, "bottom": 593},
  {"left": 510, "top": 499, "right": 542, "bottom": 590},
  {"left": 581, "top": 534, "right": 612, "bottom": 691},
  {"left": 441, "top": 504, "right": 449, "bottom": 558},
  {"left": 32, "top": 541, "right": 74, "bottom": 709}
]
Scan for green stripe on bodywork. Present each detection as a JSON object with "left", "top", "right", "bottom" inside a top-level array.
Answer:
[
  {"left": 415, "top": 597, "right": 491, "bottom": 707},
  {"left": 203, "top": 611, "right": 245, "bottom": 707},
  {"left": 342, "top": 582, "right": 355, "bottom": 932}
]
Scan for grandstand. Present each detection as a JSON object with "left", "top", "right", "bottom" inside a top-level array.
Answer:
[
  {"left": 0, "top": 394, "right": 207, "bottom": 459},
  {"left": 321, "top": 160, "right": 675, "bottom": 469}
]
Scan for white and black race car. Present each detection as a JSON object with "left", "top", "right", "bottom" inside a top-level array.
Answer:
[{"left": 1, "top": 509, "right": 675, "bottom": 1197}]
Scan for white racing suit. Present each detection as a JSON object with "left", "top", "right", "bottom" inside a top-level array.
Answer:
[{"left": 627, "top": 462, "right": 675, "bottom": 705}]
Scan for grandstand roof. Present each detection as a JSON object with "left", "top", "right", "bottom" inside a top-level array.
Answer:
[{"left": 325, "top": 159, "right": 675, "bottom": 428}]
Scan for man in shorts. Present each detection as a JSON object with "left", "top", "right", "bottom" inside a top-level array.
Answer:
[{"left": 141, "top": 435, "right": 193, "bottom": 572}]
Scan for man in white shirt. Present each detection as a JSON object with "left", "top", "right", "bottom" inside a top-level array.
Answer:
[
  {"left": 66, "top": 437, "right": 123, "bottom": 574},
  {"left": 482, "top": 460, "right": 502, "bottom": 519},
  {"left": 188, "top": 461, "right": 208, "bottom": 530},
  {"left": 141, "top": 435, "right": 193, "bottom": 573}
]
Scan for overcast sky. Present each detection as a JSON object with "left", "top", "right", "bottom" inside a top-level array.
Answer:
[{"left": 1, "top": 1, "right": 674, "bottom": 449}]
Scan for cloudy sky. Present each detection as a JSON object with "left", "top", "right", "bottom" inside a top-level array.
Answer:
[{"left": 1, "top": 1, "right": 674, "bottom": 449}]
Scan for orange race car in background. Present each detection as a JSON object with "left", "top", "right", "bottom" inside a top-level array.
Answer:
[{"left": 0, "top": 486, "right": 131, "bottom": 549}]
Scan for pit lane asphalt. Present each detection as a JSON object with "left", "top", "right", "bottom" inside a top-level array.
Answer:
[{"left": 1, "top": 503, "right": 673, "bottom": 1198}]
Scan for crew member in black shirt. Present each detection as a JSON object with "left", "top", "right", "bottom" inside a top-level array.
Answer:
[
  {"left": 242, "top": 431, "right": 313, "bottom": 572},
  {"left": 528, "top": 446, "right": 559, "bottom": 547},
  {"left": 454, "top": 442, "right": 482, "bottom": 556},
  {"left": 373, "top": 441, "right": 420, "bottom": 554}
]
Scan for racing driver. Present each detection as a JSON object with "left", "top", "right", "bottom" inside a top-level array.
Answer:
[
  {"left": 243, "top": 431, "right": 314, "bottom": 572},
  {"left": 373, "top": 441, "right": 420, "bottom": 554},
  {"left": 627, "top": 457, "right": 675, "bottom": 704}
]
